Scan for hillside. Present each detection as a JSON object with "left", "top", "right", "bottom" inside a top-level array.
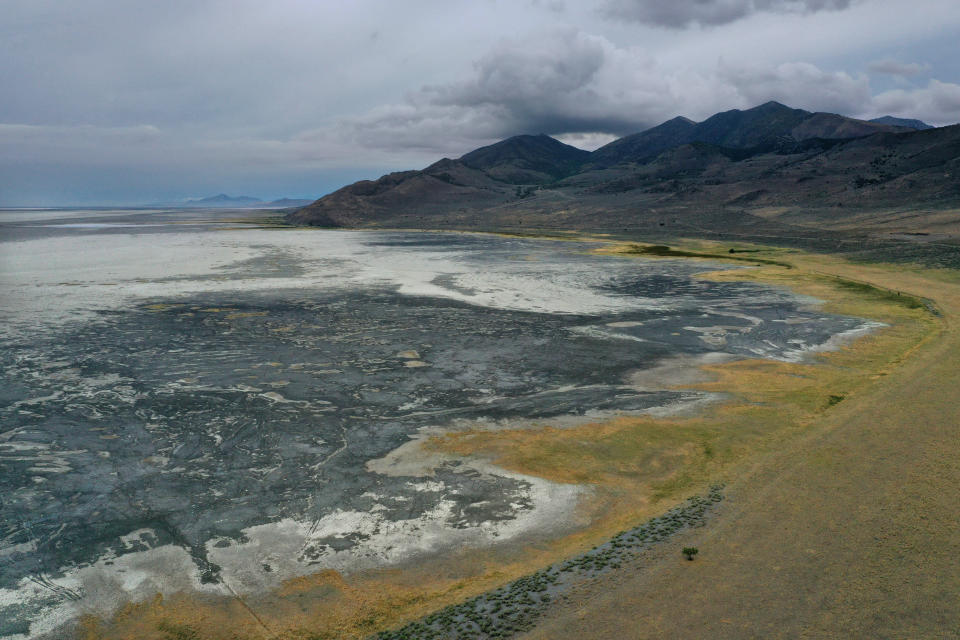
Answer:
[
  {"left": 287, "top": 135, "right": 590, "bottom": 226},
  {"left": 586, "top": 116, "right": 697, "bottom": 166}
]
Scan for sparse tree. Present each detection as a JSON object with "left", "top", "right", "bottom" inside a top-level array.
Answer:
[{"left": 682, "top": 546, "right": 699, "bottom": 561}]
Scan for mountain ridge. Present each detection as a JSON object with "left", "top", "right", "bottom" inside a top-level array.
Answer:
[
  {"left": 287, "top": 102, "right": 960, "bottom": 248},
  {"left": 589, "top": 101, "right": 914, "bottom": 167}
]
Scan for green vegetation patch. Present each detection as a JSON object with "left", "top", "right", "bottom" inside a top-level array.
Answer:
[
  {"left": 827, "top": 394, "right": 845, "bottom": 406},
  {"left": 623, "top": 244, "right": 793, "bottom": 268},
  {"left": 830, "top": 277, "right": 927, "bottom": 311}
]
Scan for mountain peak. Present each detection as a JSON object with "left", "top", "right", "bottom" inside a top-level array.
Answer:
[
  {"left": 755, "top": 100, "right": 793, "bottom": 111},
  {"left": 589, "top": 115, "right": 697, "bottom": 166},
  {"left": 662, "top": 115, "right": 696, "bottom": 126},
  {"left": 461, "top": 133, "right": 576, "bottom": 156},
  {"left": 458, "top": 134, "right": 590, "bottom": 184}
]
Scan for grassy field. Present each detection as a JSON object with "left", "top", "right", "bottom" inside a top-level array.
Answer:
[
  {"left": 524, "top": 244, "right": 960, "bottom": 639},
  {"left": 82, "top": 238, "right": 947, "bottom": 639}
]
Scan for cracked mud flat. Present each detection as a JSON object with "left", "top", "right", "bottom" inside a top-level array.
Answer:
[{"left": 0, "top": 210, "right": 879, "bottom": 638}]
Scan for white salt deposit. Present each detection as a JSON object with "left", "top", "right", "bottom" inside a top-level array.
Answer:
[{"left": 0, "top": 229, "right": 675, "bottom": 340}]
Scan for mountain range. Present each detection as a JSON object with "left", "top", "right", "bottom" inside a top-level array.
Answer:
[
  {"left": 152, "top": 194, "right": 313, "bottom": 208},
  {"left": 288, "top": 102, "right": 959, "bottom": 251}
]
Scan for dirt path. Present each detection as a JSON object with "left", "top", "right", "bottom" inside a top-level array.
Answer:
[{"left": 525, "top": 258, "right": 960, "bottom": 639}]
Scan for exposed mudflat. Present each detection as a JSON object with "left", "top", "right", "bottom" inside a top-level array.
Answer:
[{"left": 0, "top": 209, "right": 877, "bottom": 638}]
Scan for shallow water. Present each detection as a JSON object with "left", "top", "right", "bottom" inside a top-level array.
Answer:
[{"left": 0, "top": 210, "right": 876, "bottom": 638}]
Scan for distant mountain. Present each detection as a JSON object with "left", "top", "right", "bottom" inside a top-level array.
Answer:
[
  {"left": 148, "top": 194, "right": 313, "bottom": 208},
  {"left": 288, "top": 101, "right": 960, "bottom": 243},
  {"left": 184, "top": 194, "right": 263, "bottom": 207},
  {"left": 869, "top": 115, "right": 934, "bottom": 130}
]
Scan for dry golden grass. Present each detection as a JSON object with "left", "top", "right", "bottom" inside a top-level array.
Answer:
[{"left": 526, "top": 246, "right": 960, "bottom": 639}]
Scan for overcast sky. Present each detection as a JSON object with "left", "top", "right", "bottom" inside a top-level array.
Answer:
[{"left": 2, "top": 0, "right": 959, "bottom": 205}]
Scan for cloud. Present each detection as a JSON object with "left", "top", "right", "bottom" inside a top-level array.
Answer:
[
  {"left": 342, "top": 29, "right": 694, "bottom": 156},
  {"left": 339, "top": 30, "right": 654, "bottom": 156},
  {"left": 717, "top": 61, "right": 871, "bottom": 115},
  {"left": 868, "top": 59, "right": 931, "bottom": 77},
  {"left": 527, "top": 0, "right": 566, "bottom": 12},
  {"left": 554, "top": 132, "right": 620, "bottom": 150},
  {"left": 339, "top": 30, "right": 879, "bottom": 157},
  {"left": 871, "top": 80, "right": 960, "bottom": 124},
  {"left": 599, "top": 0, "right": 854, "bottom": 28},
  {"left": 0, "top": 121, "right": 425, "bottom": 172},
  {"left": 0, "top": 122, "right": 385, "bottom": 204}
]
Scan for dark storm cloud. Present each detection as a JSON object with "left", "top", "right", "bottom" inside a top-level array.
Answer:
[
  {"left": 343, "top": 29, "right": 676, "bottom": 151},
  {"left": 342, "top": 29, "right": 877, "bottom": 152},
  {"left": 422, "top": 30, "right": 644, "bottom": 135},
  {"left": 600, "top": 0, "right": 854, "bottom": 28}
]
